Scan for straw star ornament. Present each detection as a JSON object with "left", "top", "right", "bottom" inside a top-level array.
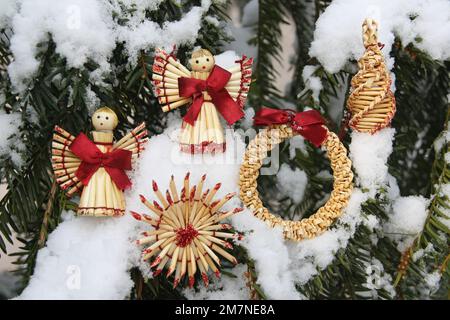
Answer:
[{"left": 132, "top": 173, "right": 242, "bottom": 288}]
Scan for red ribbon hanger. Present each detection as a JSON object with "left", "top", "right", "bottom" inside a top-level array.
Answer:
[
  {"left": 70, "top": 133, "right": 133, "bottom": 190},
  {"left": 253, "top": 107, "right": 328, "bottom": 147},
  {"left": 178, "top": 65, "right": 244, "bottom": 126}
]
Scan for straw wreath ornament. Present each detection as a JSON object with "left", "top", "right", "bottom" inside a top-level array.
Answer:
[
  {"left": 132, "top": 174, "right": 242, "bottom": 288},
  {"left": 239, "top": 107, "right": 353, "bottom": 241},
  {"left": 346, "top": 18, "right": 396, "bottom": 133}
]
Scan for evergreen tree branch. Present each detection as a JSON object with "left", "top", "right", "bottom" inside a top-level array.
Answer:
[
  {"left": 395, "top": 107, "right": 450, "bottom": 299},
  {"left": 248, "top": 0, "right": 288, "bottom": 108},
  {"left": 37, "top": 180, "right": 57, "bottom": 248}
]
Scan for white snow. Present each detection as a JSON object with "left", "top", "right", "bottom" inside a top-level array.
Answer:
[
  {"left": 276, "top": 164, "right": 308, "bottom": 205},
  {"left": 0, "top": 0, "right": 18, "bottom": 29},
  {"left": 116, "top": 0, "right": 164, "bottom": 12},
  {"left": 84, "top": 85, "right": 101, "bottom": 115},
  {"left": 0, "top": 111, "right": 23, "bottom": 165},
  {"left": 287, "top": 189, "right": 368, "bottom": 284},
  {"left": 232, "top": 210, "right": 303, "bottom": 299},
  {"left": 5, "top": 0, "right": 213, "bottom": 92},
  {"left": 17, "top": 211, "right": 139, "bottom": 299},
  {"left": 8, "top": 0, "right": 116, "bottom": 92},
  {"left": 412, "top": 243, "right": 434, "bottom": 262},
  {"left": 390, "top": 196, "right": 428, "bottom": 236},
  {"left": 348, "top": 126, "right": 431, "bottom": 254},
  {"left": 361, "top": 257, "right": 395, "bottom": 299},
  {"left": 433, "top": 123, "right": 449, "bottom": 153},
  {"left": 116, "top": 3, "right": 211, "bottom": 64},
  {"left": 288, "top": 135, "right": 306, "bottom": 159},
  {"left": 183, "top": 264, "right": 249, "bottom": 300},
  {"left": 363, "top": 214, "right": 380, "bottom": 232},
  {"left": 349, "top": 128, "right": 396, "bottom": 192},
  {"left": 385, "top": 196, "right": 429, "bottom": 252},
  {"left": 302, "top": 65, "right": 323, "bottom": 103},
  {"left": 422, "top": 270, "right": 441, "bottom": 296},
  {"left": 440, "top": 183, "right": 450, "bottom": 197},
  {"left": 386, "top": 174, "right": 401, "bottom": 200},
  {"left": 204, "top": 15, "right": 221, "bottom": 28},
  {"left": 310, "top": 0, "right": 450, "bottom": 73},
  {"left": 0, "top": 112, "right": 20, "bottom": 152},
  {"left": 348, "top": 123, "right": 431, "bottom": 254}
]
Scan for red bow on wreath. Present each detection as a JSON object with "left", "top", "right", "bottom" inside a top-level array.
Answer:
[
  {"left": 178, "top": 65, "right": 244, "bottom": 126},
  {"left": 70, "top": 133, "right": 132, "bottom": 190},
  {"left": 253, "top": 107, "right": 328, "bottom": 147}
]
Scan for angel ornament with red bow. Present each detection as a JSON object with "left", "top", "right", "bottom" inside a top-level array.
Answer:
[
  {"left": 52, "top": 107, "right": 148, "bottom": 216},
  {"left": 152, "top": 48, "right": 253, "bottom": 154}
]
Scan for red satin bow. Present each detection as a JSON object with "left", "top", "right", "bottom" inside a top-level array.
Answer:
[
  {"left": 253, "top": 107, "right": 328, "bottom": 147},
  {"left": 70, "top": 133, "right": 133, "bottom": 190},
  {"left": 178, "top": 65, "right": 244, "bottom": 126}
]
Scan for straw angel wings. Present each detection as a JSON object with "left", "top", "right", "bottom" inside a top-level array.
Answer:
[
  {"left": 51, "top": 111, "right": 148, "bottom": 216},
  {"left": 152, "top": 48, "right": 253, "bottom": 153}
]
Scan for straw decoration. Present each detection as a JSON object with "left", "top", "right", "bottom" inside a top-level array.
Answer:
[
  {"left": 152, "top": 47, "right": 253, "bottom": 154},
  {"left": 51, "top": 116, "right": 148, "bottom": 217},
  {"left": 133, "top": 173, "right": 242, "bottom": 288},
  {"left": 347, "top": 18, "right": 396, "bottom": 134},
  {"left": 52, "top": 126, "right": 82, "bottom": 196},
  {"left": 112, "top": 122, "right": 148, "bottom": 161},
  {"left": 239, "top": 125, "right": 353, "bottom": 241},
  {"left": 151, "top": 48, "right": 192, "bottom": 113},
  {"left": 228, "top": 55, "right": 253, "bottom": 108}
]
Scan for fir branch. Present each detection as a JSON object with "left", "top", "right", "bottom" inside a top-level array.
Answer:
[
  {"left": 389, "top": 42, "right": 449, "bottom": 195},
  {"left": 248, "top": 0, "right": 288, "bottom": 108},
  {"left": 296, "top": 192, "right": 399, "bottom": 300},
  {"left": 244, "top": 259, "right": 264, "bottom": 300},
  {"left": 283, "top": 0, "right": 315, "bottom": 98},
  {"left": 37, "top": 180, "right": 57, "bottom": 248},
  {"left": 395, "top": 107, "right": 450, "bottom": 299}
]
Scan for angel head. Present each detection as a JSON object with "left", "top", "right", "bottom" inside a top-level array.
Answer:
[
  {"left": 190, "top": 48, "right": 215, "bottom": 72},
  {"left": 92, "top": 107, "right": 119, "bottom": 131}
]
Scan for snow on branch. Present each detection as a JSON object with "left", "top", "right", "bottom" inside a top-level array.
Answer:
[
  {"left": 310, "top": 0, "right": 450, "bottom": 73},
  {"left": 0, "top": 111, "right": 23, "bottom": 165},
  {"left": 4, "top": 0, "right": 213, "bottom": 92}
]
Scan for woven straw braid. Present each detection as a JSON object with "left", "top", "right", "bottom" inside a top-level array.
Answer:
[
  {"left": 347, "top": 18, "right": 396, "bottom": 134},
  {"left": 239, "top": 125, "right": 353, "bottom": 241}
]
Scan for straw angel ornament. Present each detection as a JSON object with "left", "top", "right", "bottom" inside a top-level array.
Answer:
[
  {"left": 51, "top": 107, "right": 148, "bottom": 216},
  {"left": 152, "top": 48, "right": 253, "bottom": 153}
]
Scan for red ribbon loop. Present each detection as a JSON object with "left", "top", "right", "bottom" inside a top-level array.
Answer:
[
  {"left": 253, "top": 107, "right": 328, "bottom": 147},
  {"left": 178, "top": 65, "right": 244, "bottom": 126},
  {"left": 70, "top": 133, "right": 133, "bottom": 190}
]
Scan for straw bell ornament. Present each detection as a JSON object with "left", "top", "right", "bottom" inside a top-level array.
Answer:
[
  {"left": 51, "top": 107, "right": 148, "bottom": 216},
  {"left": 346, "top": 18, "right": 396, "bottom": 134},
  {"left": 133, "top": 173, "right": 242, "bottom": 288}
]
